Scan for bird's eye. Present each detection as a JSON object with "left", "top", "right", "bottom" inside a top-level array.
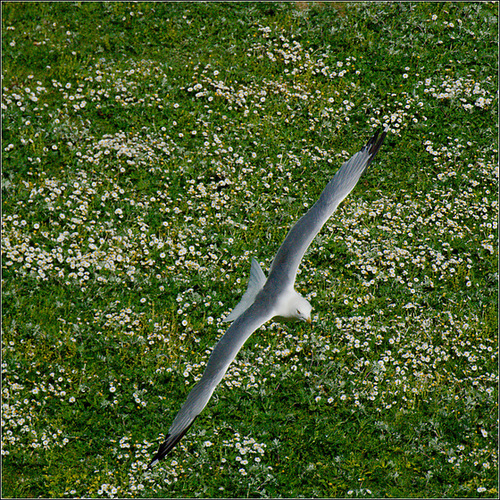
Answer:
[{"left": 296, "top": 309, "right": 301, "bottom": 315}]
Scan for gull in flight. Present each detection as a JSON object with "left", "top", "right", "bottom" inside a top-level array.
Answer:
[{"left": 149, "top": 129, "right": 387, "bottom": 468}]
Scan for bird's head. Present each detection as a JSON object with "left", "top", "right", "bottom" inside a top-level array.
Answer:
[{"left": 292, "top": 293, "right": 313, "bottom": 324}]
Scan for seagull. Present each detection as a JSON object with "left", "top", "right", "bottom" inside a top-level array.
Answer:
[{"left": 149, "top": 129, "right": 387, "bottom": 468}]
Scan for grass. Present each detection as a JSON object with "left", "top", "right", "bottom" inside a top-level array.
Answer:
[{"left": 1, "top": 1, "right": 498, "bottom": 498}]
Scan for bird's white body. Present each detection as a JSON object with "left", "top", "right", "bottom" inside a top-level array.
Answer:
[{"left": 223, "top": 257, "right": 312, "bottom": 325}]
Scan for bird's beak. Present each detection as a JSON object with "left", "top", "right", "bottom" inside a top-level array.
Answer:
[{"left": 306, "top": 317, "right": 312, "bottom": 324}]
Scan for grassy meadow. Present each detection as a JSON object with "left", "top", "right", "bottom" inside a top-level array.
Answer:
[{"left": 1, "top": 1, "right": 498, "bottom": 498}]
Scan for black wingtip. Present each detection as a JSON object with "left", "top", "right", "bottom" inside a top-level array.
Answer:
[
  {"left": 364, "top": 128, "right": 387, "bottom": 167},
  {"left": 148, "top": 432, "right": 182, "bottom": 469},
  {"left": 148, "top": 417, "right": 198, "bottom": 469}
]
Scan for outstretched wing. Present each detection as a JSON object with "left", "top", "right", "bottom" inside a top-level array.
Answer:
[
  {"left": 149, "top": 298, "right": 274, "bottom": 468},
  {"left": 267, "top": 129, "right": 386, "bottom": 289}
]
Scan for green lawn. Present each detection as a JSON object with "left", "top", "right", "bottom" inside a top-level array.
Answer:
[{"left": 1, "top": 1, "right": 498, "bottom": 498}]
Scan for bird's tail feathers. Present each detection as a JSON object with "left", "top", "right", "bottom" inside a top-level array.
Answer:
[{"left": 222, "top": 257, "right": 266, "bottom": 322}]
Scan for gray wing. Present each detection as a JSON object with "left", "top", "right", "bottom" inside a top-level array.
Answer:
[
  {"left": 149, "top": 298, "right": 274, "bottom": 467},
  {"left": 267, "top": 129, "right": 386, "bottom": 288}
]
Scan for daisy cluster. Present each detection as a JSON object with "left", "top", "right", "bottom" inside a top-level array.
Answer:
[
  {"left": 2, "top": 170, "right": 176, "bottom": 286},
  {"left": 195, "top": 31, "right": 428, "bottom": 138},
  {"left": 329, "top": 152, "right": 497, "bottom": 290},
  {"left": 251, "top": 27, "right": 354, "bottom": 80},
  {"left": 59, "top": 430, "right": 272, "bottom": 497},
  {"left": 2, "top": 356, "right": 81, "bottom": 454},
  {"left": 52, "top": 58, "right": 173, "bottom": 113},
  {"left": 419, "top": 75, "right": 495, "bottom": 111}
]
